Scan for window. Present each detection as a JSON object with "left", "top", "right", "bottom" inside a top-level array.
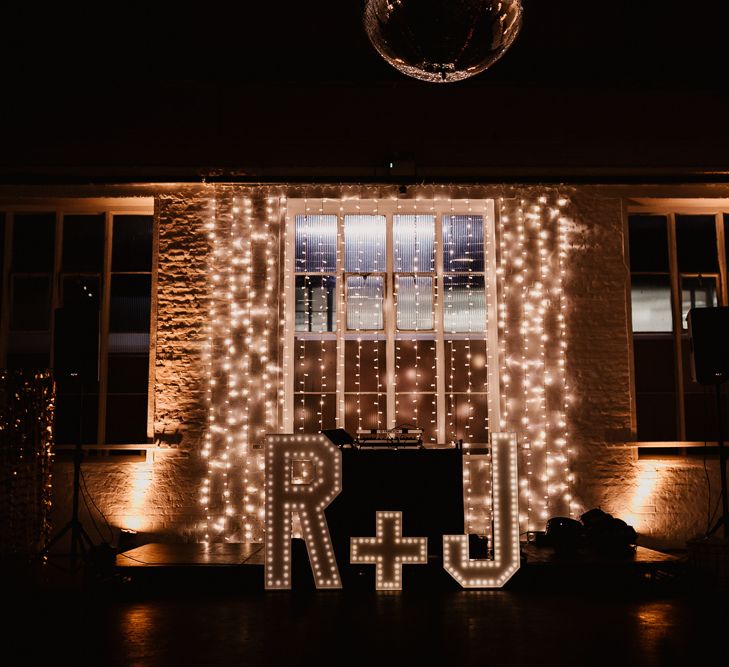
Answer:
[
  {"left": 286, "top": 199, "right": 496, "bottom": 446},
  {"left": 628, "top": 206, "right": 729, "bottom": 442},
  {"left": 0, "top": 200, "right": 155, "bottom": 445}
]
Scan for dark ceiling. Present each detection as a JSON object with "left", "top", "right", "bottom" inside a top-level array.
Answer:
[{"left": 2, "top": 1, "right": 729, "bottom": 182}]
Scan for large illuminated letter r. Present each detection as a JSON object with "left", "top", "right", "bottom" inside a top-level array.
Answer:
[{"left": 265, "top": 434, "right": 342, "bottom": 590}]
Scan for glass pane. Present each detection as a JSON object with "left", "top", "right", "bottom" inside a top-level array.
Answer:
[
  {"left": 442, "top": 215, "right": 484, "bottom": 272},
  {"left": 12, "top": 213, "right": 55, "bottom": 271},
  {"left": 676, "top": 215, "right": 718, "bottom": 273},
  {"left": 628, "top": 215, "right": 669, "bottom": 272},
  {"left": 630, "top": 275, "right": 672, "bottom": 333},
  {"left": 11, "top": 275, "right": 51, "bottom": 330},
  {"left": 63, "top": 214, "right": 105, "bottom": 271},
  {"left": 346, "top": 275, "right": 384, "bottom": 330},
  {"left": 449, "top": 394, "right": 489, "bottom": 444},
  {"left": 295, "top": 214, "right": 337, "bottom": 273},
  {"left": 344, "top": 214, "right": 386, "bottom": 273},
  {"left": 293, "top": 339, "right": 337, "bottom": 394},
  {"left": 110, "top": 275, "right": 151, "bottom": 333},
  {"left": 394, "top": 339, "right": 436, "bottom": 393},
  {"left": 445, "top": 339, "right": 488, "bottom": 393},
  {"left": 293, "top": 393, "right": 337, "bottom": 433},
  {"left": 344, "top": 340, "right": 386, "bottom": 392},
  {"left": 394, "top": 393, "right": 437, "bottom": 444},
  {"left": 6, "top": 332, "right": 51, "bottom": 370},
  {"left": 62, "top": 275, "right": 100, "bottom": 309},
  {"left": 113, "top": 215, "right": 153, "bottom": 272},
  {"left": 344, "top": 393, "right": 387, "bottom": 434},
  {"left": 295, "top": 275, "right": 336, "bottom": 332},
  {"left": 681, "top": 275, "right": 718, "bottom": 330},
  {"left": 396, "top": 275, "right": 433, "bottom": 330},
  {"left": 393, "top": 214, "right": 435, "bottom": 272},
  {"left": 633, "top": 336, "right": 677, "bottom": 441},
  {"left": 443, "top": 275, "right": 486, "bottom": 332},
  {"left": 681, "top": 339, "right": 720, "bottom": 442}
]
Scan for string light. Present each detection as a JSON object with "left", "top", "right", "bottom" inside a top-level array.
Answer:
[{"left": 201, "top": 188, "right": 573, "bottom": 547}]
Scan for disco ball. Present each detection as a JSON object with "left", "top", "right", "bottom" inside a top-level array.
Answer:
[{"left": 363, "top": 0, "right": 523, "bottom": 83}]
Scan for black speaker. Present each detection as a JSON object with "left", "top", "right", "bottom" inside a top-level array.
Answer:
[
  {"left": 53, "top": 305, "right": 100, "bottom": 383},
  {"left": 688, "top": 307, "right": 729, "bottom": 385}
]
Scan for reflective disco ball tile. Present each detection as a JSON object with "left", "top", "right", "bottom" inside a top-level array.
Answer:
[{"left": 364, "top": 0, "right": 523, "bottom": 83}]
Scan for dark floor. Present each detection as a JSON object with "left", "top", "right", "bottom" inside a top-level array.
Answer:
[{"left": 3, "top": 569, "right": 726, "bottom": 667}]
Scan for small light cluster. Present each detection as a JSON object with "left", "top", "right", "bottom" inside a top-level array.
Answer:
[
  {"left": 351, "top": 511, "right": 428, "bottom": 590},
  {"left": 265, "top": 434, "right": 342, "bottom": 590},
  {"left": 443, "top": 432, "right": 520, "bottom": 588}
]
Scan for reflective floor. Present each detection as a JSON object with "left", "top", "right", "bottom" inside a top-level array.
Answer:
[{"left": 4, "top": 588, "right": 726, "bottom": 667}]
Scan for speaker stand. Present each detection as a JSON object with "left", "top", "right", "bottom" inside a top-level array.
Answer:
[
  {"left": 707, "top": 381, "right": 729, "bottom": 540},
  {"left": 38, "top": 440, "right": 95, "bottom": 571},
  {"left": 38, "top": 374, "right": 95, "bottom": 571}
]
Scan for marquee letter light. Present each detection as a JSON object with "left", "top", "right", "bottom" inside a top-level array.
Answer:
[
  {"left": 351, "top": 511, "right": 428, "bottom": 590},
  {"left": 443, "top": 432, "right": 520, "bottom": 588},
  {"left": 265, "top": 434, "right": 342, "bottom": 589}
]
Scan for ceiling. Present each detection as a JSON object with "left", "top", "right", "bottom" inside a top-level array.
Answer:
[
  {"left": 2, "top": 1, "right": 728, "bottom": 182},
  {"left": 3, "top": 1, "right": 727, "bottom": 87}
]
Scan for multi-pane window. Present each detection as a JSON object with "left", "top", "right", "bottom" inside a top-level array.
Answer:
[
  {"left": 628, "top": 209, "right": 729, "bottom": 441},
  {"left": 0, "top": 201, "right": 154, "bottom": 445},
  {"left": 289, "top": 200, "right": 494, "bottom": 446}
]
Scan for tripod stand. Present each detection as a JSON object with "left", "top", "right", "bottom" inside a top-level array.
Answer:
[
  {"left": 39, "top": 374, "right": 94, "bottom": 572},
  {"left": 707, "top": 380, "right": 729, "bottom": 540}
]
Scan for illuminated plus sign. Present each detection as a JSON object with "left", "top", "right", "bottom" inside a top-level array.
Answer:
[{"left": 350, "top": 511, "right": 428, "bottom": 590}]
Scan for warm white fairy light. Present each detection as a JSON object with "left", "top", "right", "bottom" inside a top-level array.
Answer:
[
  {"left": 200, "top": 188, "right": 572, "bottom": 549},
  {"left": 200, "top": 188, "right": 283, "bottom": 544},
  {"left": 201, "top": 192, "right": 218, "bottom": 545},
  {"left": 351, "top": 511, "right": 428, "bottom": 590},
  {"left": 265, "top": 433, "right": 342, "bottom": 589},
  {"left": 443, "top": 432, "right": 520, "bottom": 588},
  {"left": 556, "top": 196, "right": 575, "bottom": 516}
]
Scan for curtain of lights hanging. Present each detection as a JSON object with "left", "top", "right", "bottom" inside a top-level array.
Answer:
[{"left": 0, "top": 370, "right": 54, "bottom": 557}]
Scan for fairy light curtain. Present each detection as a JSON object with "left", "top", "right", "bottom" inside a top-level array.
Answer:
[
  {"left": 200, "top": 187, "right": 283, "bottom": 544},
  {"left": 199, "top": 185, "right": 573, "bottom": 542}
]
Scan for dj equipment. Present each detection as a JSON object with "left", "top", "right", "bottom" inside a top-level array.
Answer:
[{"left": 355, "top": 426, "right": 423, "bottom": 448}]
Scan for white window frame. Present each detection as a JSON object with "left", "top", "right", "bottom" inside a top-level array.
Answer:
[
  {"left": 283, "top": 198, "right": 500, "bottom": 444},
  {"left": 0, "top": 197, "right": 156, "bottom": 446},
  {"left": 626, "top": 198, "right": 729, "bottom": 443}
]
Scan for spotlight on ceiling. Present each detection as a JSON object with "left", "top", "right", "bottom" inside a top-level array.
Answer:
[{"left": 363, "top": 0, "right": 523, "bottom": 83}]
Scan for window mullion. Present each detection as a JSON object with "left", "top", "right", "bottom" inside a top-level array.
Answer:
[
  {"left": 385, "top": 212, "right": 396, "bottom": 429},
  {"left": 667, "top": 212, "right": 686, "bottom": 440},
  {"left": 96, "top": 212, "right": 113, "bottom": 445},
  {"left": 284, "top": 215, "right": 296, "bottom": 432},
  {"left": 435, "top": 211, "right": 446, "bottom": 444},
  {"left": 0, "top": 214, "right": 14, "bottom": 367},
  {"left": 485, "top": 200, "right": 500, "bottom": 434},
  {"left": 336, "top": 214, "right": 346, "bottom": 428}
]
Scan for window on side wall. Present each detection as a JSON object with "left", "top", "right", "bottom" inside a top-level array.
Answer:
[
  {"left": 628, "top": 208, "right": 729, "bottom": 443},
  {"left": 0, "top": 201, "right": 155, "bottom": 446}
]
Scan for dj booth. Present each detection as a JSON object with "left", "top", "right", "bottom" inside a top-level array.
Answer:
[{"left": 323, "top": 440, "right": 465, "bottom": 579}]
